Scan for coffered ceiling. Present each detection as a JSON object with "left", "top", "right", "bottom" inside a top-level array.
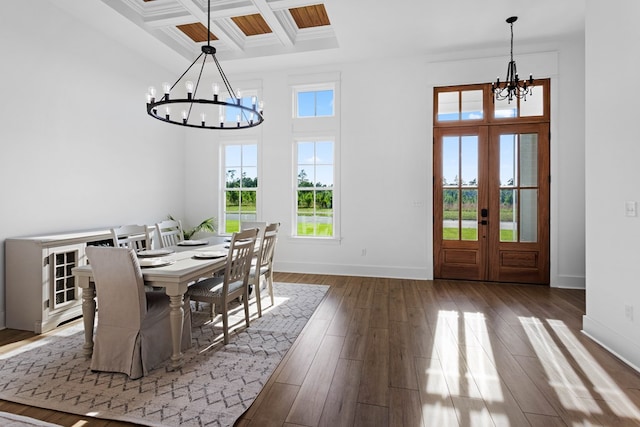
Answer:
[
  {"left": 102, "top": 0, "right": 337, "bottom": 64},
  {"left": 54, "top": 0, "right": 586, "bottom": 74}
]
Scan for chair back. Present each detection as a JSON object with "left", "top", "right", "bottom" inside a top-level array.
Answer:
[
  {"left": 257, "top": 222, "right": 279, "bottom": 270},
  {"left": 224, "top": 228, "right": 258, "bottom": 288},
  {"left": 241, "top": 221, "right": 267, "bottom": 236},
  {"left": 111, "top": 224, "right": 151, "bottom": 251},
  {"left": 85, "top": 246, "right": 147, "bottom": 328},
  {"left": 155, "top": 219, "right": 184, "bottom": 248}
]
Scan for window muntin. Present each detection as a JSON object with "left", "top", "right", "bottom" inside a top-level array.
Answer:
[
  {"left": 295, "top": 140, "right": 334, "bottom": 237},
  {"left": 437, "top": 89, "right": 484, "bottom": 122},
  {"left": 294, "top": 85, "right": 335, "bottom": 118},
  {"left": 222, "top": 143, "right": 258, "bottom": 234}
]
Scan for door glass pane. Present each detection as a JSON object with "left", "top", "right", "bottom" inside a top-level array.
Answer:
[
  {"left": 461, "top": 136, "right": 478, "bottom": 187},
  {"left": 520, "top": 87, "right": 543, "bottom": 116},
  {"left": 462, "top": 189, "right": 478, "bottom": 241},
  {"left": 442, "top": 137, "right": 459, "bottom": 186},
  {"left": 500, "top": 134, "right": 517, "bottom": 186},
  {"left": 520, "top": 189, "right": 538, "bottom": 242},
  {"left": 438, "top": 92, "right": 459, "bottom": 121},
  {"left": 462, "top": 90, "right": 483, "bottom": 120},
  {"left": 520, "top": 134, "right": 538, "bottom": 187},
  {"left": 500, "top": 189, "right": 517, "bottom": 242},
  {"left": 494, "top": 96, "right": 517, "bottom": 118},
  {"left": 443, "top": 189, "right": 459, "bottom": 240}
]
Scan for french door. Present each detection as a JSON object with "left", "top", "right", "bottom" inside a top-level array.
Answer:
[{"left": 433, "top": 123, "right": 550, "bottom": 284}]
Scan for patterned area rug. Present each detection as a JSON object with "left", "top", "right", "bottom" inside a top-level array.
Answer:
[
  {"left": 0, "top": 282, "right": 328, "bottom": 427},
  {"left": 0, "top": 411, "right": 62, "bottom": 427}
]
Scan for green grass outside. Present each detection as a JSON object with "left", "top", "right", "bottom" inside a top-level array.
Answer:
[
  {"left": 443, "top": 228, "right": 514, "bottom": 241},
  {"left": 443, "top": 208, "right": 515, "bottom": 222},
  {"left": 224, "top": 215, "right": 333, "bottom": 236}
]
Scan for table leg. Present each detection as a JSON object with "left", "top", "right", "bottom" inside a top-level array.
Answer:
[
  {"left": 168, "top": 294, "right": 185, "bottom": 370},
  {"left": 80, "top": 282, "right": 96, "bottom": 358}
]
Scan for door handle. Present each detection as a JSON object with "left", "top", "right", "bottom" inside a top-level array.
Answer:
[{"left": 479, "top": 220, "right": 488, "bottom": 225}]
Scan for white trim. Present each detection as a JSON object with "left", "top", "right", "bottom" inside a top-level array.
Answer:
[
  {"left": 582, "top": 315, "right": 640, "bottom": 373},
  {"left": 274, "top": 260, "right": 430, "bottom": 280}
]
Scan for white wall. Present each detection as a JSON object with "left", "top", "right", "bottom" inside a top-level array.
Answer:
[
  {"left": 184, "top": 58, "right": 432, "bottom": 279},
  {"left": 583, "top": 0, "right": 640, "bottom": 370},
  {"left": 0, "top": 1, "right": 186, "bottom": 328}
]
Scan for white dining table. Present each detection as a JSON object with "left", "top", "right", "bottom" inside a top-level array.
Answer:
[{"left": 72, "top": 236, "right": 230, "bottom": 370}]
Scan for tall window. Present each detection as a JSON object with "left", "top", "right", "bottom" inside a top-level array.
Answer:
[
  {"left": 222, "top": 143, "right": 258, "bottom": 233},
  {"left": 296, "top": 140, "right": 334, "bottom": 237}
]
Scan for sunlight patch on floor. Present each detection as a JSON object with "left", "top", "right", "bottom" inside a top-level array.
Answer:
[
  {"left": 547, "top": 319, "right": 640, "bottom": 420},
  {"left": 520, "top": 316, "right": 600, "bottom": 414},
  {"left": 464, "top": 311, "right": 504, "bottom": 404}
]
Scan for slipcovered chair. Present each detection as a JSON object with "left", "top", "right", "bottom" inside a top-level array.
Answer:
[
  {"left": 85, "top": 246, "right": 192, "bottom": 379},
  {"left": 250, "top": 222, "right": 280, "bottom": 317},
  {"left": 186, "top": 228, "right": 258, "bottom": 344}
]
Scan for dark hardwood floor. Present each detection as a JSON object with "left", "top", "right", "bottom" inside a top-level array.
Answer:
[{"left": 1, "top": 273, "right": 639, "bottom": 426}]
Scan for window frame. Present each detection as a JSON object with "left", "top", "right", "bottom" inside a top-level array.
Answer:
[
  {"left": 293, "top": 82, "right": 336, "bottom": 119},
  {"left": 219, "top": 140, "right": 261, "bottom": 235},
  {"left": 292, "top": 136, "right": 338, "bottom": 240}
]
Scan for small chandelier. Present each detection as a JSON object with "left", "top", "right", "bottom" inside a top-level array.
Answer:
[
  {"left": 146, "top": 0, "right": 264, "bottom": 130},
  {"left": 492, "top": 16, "right": 533, "bottom": 103}
]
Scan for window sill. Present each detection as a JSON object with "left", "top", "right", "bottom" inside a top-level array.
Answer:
[{"left": 287, "top": 235, "right": 342, "bottom": 245}]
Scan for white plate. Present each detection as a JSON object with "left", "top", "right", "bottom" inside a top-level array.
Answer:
[
  {"left": 193, "top": 250, "right": 227, "bottom": 259},
  {"left": 138, "top": 258, "right": 175, "bottom": 268},
  {"left": 137, "top": 248, "right": 174, "bottom": 257},
  {"left": 177, "top": 240, "right": 208, "bottom": 246}
]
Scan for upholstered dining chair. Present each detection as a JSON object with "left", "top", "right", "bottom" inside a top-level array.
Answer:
[
  {"left": 185, "top": 227, "right": 258, "bottom": 344},
  {"left": 111, "top": 224, "right": 151, "bottom": 251},
  {"left": 155, "top": 219, "right": 184, "bottom": 248},
  {"left": 250, "top": 222, "right": 280, "bottom": 317},
  {"left": 85, "top": 246, "right": 192, "bottom": 379}
]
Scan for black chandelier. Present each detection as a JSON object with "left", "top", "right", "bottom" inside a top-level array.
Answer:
[
  {"left": 146, "top": 0, "right": 264, "bottom": 130},
  {"left": 492, "top": 16, "right": 533, "bottom": 103}
]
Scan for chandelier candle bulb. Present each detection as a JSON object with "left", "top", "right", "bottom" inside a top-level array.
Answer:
[
  {"left": 162, "top": 82, "right": 170, "bottom": 100},
  {"left": 165, "top": 107, "right": 170, "bottom": 120},
  {"left": 213, "top": 83, "right": 219, "bottom": 101},
  {"left": 148, "top": 86, "right": 156, "bottom": 103}
]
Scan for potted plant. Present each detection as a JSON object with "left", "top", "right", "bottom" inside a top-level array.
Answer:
[{"left": 168, "top": 215, "right": 216, "bottom": 240}]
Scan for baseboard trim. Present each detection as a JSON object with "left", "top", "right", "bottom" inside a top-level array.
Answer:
[
  {"left": 275, "top": 261, "right": 432, "bottom": 280},
  {"left": 551, "top": 274, "right": 586, "bottom": 289},
  {"left": 582, "top": 315, "right": 640, "bottom": 373}
]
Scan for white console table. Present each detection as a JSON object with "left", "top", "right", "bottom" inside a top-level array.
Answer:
[{"left": 5, "top": 229, "right": 112, "bottom": 333}]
